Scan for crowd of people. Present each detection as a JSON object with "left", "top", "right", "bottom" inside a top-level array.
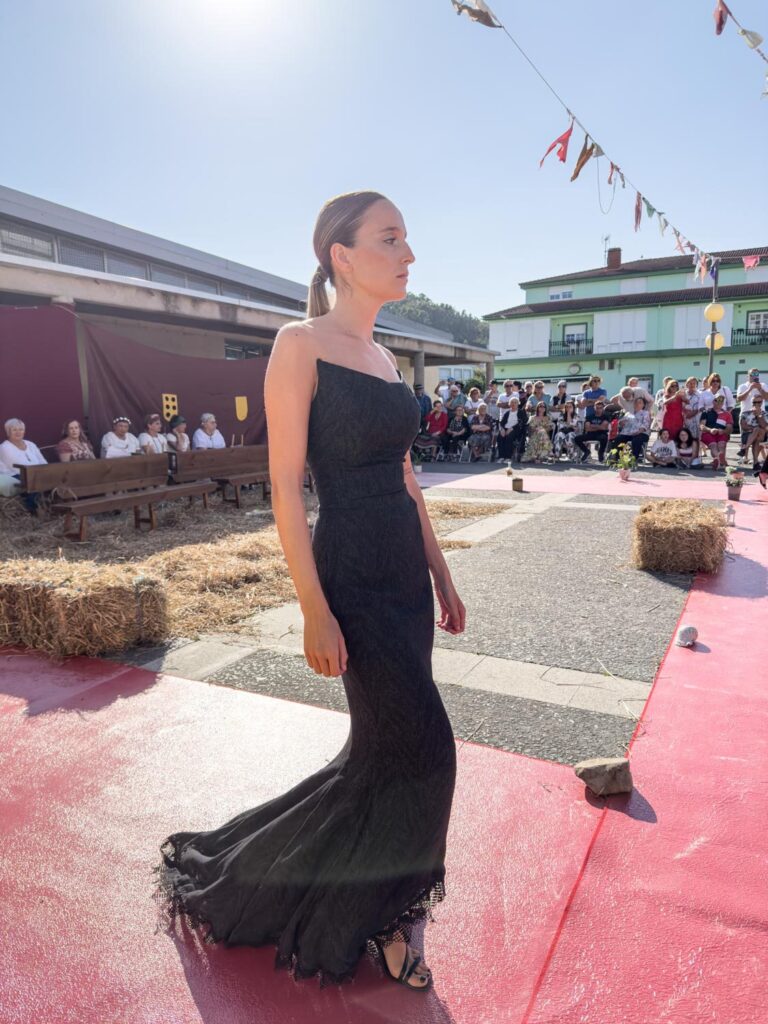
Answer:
[
  {"left": 410, "top": 370, "right": 768, "bottom": 480},
  {"left": 0, "top": 411, "right": 231, "bottom": 505}
]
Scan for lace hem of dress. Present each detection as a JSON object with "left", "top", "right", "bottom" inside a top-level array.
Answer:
[{"left": 151, "top": 841, "right": 446, "bottom": 988}]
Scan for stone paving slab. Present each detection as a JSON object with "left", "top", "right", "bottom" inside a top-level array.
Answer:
[{"left": 140, "top": 639, "right": 258, "bottom": 680}]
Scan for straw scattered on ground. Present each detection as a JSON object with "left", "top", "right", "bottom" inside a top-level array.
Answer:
[
  {"left": 632, "top": 499, "right": 727, "bottom": 574},
  {"left": 0, "top": 491, "right": 506, "bottom": 644}
]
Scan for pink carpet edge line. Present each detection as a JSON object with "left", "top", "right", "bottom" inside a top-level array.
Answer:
[{"left": 518, "top": 572, "right": 695, "bottom": 1024}]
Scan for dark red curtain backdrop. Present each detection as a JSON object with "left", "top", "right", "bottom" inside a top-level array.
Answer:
[
  {"left": 0, "top": 306, "right": 83, "bottom": 448},
  {"left": 83, "top": 323, "right": 268, "bottom": 447}
]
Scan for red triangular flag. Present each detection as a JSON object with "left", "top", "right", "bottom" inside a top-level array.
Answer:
[
  {"left": 743, "top": 254, "right": 761, "bottom": 270},
  {"left": 539, "top": 120, "right": 574, "bottom": 168},
  {"left": 714, "top": 0, "right": 730, "bottom": 35}
]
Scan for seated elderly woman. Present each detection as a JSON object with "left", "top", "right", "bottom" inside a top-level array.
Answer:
[
  {"left": 466, "top": 403, "right": 494, "bottom": 461},
  {"left": 192, "top": 413, "right": 227, "bottom": 450},
  {"left": 56, "top": 419, "right": 95, "bottom": 462},
  {"left": 101, "top": 416, "right": 141, "bottom": 458},
  {"left": 0, "top": 418, "right": 48, "bottom": 513},
  {"left": 166, "top": 414, "right": 191, "bottom": 452},
  {"left": 138, "top": 412, "right": 169, "bottom": 454}
]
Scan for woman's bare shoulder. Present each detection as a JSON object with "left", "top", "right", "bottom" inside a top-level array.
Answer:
[{"left": 374, "top": 341, "right": 398, "bottom": 370}]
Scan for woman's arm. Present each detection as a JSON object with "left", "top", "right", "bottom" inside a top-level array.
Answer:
[{"left": 265, "top": 324, "right": 348, "bottom": 676}]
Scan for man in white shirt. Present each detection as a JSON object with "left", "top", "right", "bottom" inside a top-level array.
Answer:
[
  {"left": 736, "top": 368, "right": 768, "bottom": 414},
  {"left": 192, "top": 413, "right": 227, "bottom": 449}
]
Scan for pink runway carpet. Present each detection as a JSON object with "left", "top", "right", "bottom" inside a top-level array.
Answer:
[{"left": 1, "top": 503, "right": 766, "bottom": 1022}]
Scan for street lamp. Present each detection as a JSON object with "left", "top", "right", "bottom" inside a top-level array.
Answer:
[{"left": 704, "top": 301, "right": 725, "bottom": 378}]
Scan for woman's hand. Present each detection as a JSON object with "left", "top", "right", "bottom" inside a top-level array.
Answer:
[
  {"left": 303, "top": 608, "right": 348, "bottom": 678},
  {"left": 433, "top": 573, "right": 466, "bottom": 635}
]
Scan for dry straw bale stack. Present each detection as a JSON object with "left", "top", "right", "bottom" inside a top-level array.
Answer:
[
  {"left": 0, "top": 560, "right": 167, "bottom": 658},
  {"left": 631, "top": 500, "right": 727, "bottom": 574}
]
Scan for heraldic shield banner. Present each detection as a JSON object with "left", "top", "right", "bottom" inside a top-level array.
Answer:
[{"left": 83, "top": 323, "right": 268, "bottom": 447}]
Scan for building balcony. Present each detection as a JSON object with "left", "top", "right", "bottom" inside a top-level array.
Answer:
[
  {"left": 549, "top": 337, "right": 593, "bottom": 358},
  {"left": 731, "top": 328, "right": 768, "bottom": 348}
]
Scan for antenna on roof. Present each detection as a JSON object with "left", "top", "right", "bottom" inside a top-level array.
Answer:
[{"left": 602, "top": 235, "right": 610, "bottom": 265}]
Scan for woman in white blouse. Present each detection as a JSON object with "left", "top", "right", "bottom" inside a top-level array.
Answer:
[
  {"left": 138, "top": 412, "right": 169, "bottom": 455},
  {"left": 192, "top": 413, "right": 226, "bottom": 450},
  {"left": 101, "top": 416, "right": 141, "bottom": 458},
  {"left": 166, "top": 414, "right": 191, "bottom": 452},
  {"left": 0, "top": 418, "right": 47, "bottom": 473}
]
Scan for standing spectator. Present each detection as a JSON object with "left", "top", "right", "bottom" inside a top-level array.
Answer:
[
  {"left": 193, "top": 413, "right": 227, "bottom": 450},
  {"left": 609, "top": 386, "right": 638, "bottom": 414},
  {"left": 553, "top": 399, "right": 581, "bottom": 462},
  {"left": 575, "top": 399, "right": 610, "bottom": 462},
  {"left": 521, "top": 381, "right": 534, "bottom": 406},
  {"left": 56, "top": 419, "right": 95, "bottom": 462},
  {"left": 739, "top": 397, "right": 767, "bottom": 465},
  {"left": 101, "top": 416, "right": 141, "bottom": 458},
  {"left": 467, "top": 404, "right": 494, "bottom": 461},
  {"left": 682, "top": 377, "right": 702, "bottom": 441},
  {"left": 443, "top": 405, "right": 470, "bottom": 456},
  {"left": 139, "top": 413, "right": 169, "bottom": 454},
  {"left": 660, "top": 380, "right": 685, "bottom": 440},
  {"left": 497, "top": 397, "right": 526, "bottom": 462},
  {"left": 521, "top": 402, "right": 554, "bottom": 463},
  {"left": 610, "top": 397, "right": 651, "bottom": 460},
  {"left": 549, "top": 380, "right": 570, "bottom": 427},
  {"left": 434, "top": 378, "right": 452, "bottom": 403},
  {"left": 166, "top": 414, "right": 191, "bottom": 453},
  {"left": 413, "top": 383, "right": 432, "bottom": 424},
  {"left": 626, "top": 377, "right": 654, "bottom": 405},
  {"left": 444, "top": 384, "right": 467, "bottom": 416},
  {"left": 576, "top": 382, "right": 591, "bottom": 428},
  {"left": 483, "top": 381, "right": 500, "bottom": 422},
  {"left": 579, "top": 375, "right": 608, "bottom": 420},
  {"left": 736, "top": 369, "right": 768, "bottom": 453},
  {"left": 496, "top": 380, "right": 517, "bottom": 418},
  {"left": 465, "top": 386, "right": 483, "bottom": 413},
  {"left": 647, "top": 429, "right": 678, "bottom": 467},
  {"left": 703, "top": 373, "right": 735, "bottom": 412},
  {"left": 526, "top": 381, "right": 551, "bottom": 414},
  {"left": 654, "top": 377, "right": 674, "bottom": 410},
  {"left": 0, "top": 418, "right": 47, "bottom": 472},
  {"left": 700, "top": 395, "right": 733, "bottom": 469}
]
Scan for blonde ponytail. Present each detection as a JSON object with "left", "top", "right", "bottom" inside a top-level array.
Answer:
[{"left": 307, "top": 263, "right": 330, "bottom": 319}]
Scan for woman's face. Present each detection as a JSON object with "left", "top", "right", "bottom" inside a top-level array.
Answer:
[
  {"left": 634, "top": 398, "right": 645, "bottom": 412},
  {"left": 433, "top": 402, "right": 443, "bottom": 413},
  {"left": 332, "top": 199, "right": 415, "bottom": 303},
  {"left": 175, "top": 422, "right": 188, "bottom": 434},
  {"left": 678, "top": 431, "right": 691, "bottom": 446},
  {"left": 477, "top": 405, "right": 487, "bottom": 416},
  {"left": 8, "top": 423, "right": 25, "bottom": 443},
  {"left": 148, "top": 415, "right": 162, "bottom": 434},
  {"left": 710, "top": 377, "right": 721, "bottom": 392},
  {"left": 565, "top": 401, "right": 575, "bottom": 415},
  {"left": 203, "top": 418, "right": 217, "bottom": 435},
  {"left": 114, "top": 421, "right": 129, "bottom": 438},
  {"left": 536, "top": 403, "right": 546, "bottom": 416},
  {"left": 67, "top": 420, "right": 81, "bottom": 439},
  {"left": 686, "top": 379, "right": 697, "bottom": 392}
]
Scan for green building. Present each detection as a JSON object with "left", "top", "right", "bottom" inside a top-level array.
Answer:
[{"left": 484, "top": 246, "right": 768, "bottom": 397}]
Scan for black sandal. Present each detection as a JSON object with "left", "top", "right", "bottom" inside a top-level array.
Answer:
[{"left": 371, "top": 937, "right": 433, "bottom": 991}]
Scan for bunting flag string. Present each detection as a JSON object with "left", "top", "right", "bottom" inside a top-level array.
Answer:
[
  {"left": 711, "top": 0, "right": 768, "bottom": 97},
  {"left": 743, "top": 255, "right": 761, "bottom": 270},
  {"left": 447, "top": 0, "right": 716, "bottom": 272}
]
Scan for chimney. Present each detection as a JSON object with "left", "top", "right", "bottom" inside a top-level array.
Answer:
[{"left": 607, "top": 247, "right": 622, "bottom": 270}]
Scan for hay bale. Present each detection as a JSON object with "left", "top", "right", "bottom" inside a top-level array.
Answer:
[
  {"left": 631, "top": 500, "right": 726, "bottom": 574},
  {"left": 0, "top": 560, "right": 167, "bottom": 658}
]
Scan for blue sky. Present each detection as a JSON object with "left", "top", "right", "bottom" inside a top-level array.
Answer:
[{"left": 2, "top": 0, "right": 766, "bottom": 315}]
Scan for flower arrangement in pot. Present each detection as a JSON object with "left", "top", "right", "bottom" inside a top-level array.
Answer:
[
  {"left": 606, "top": 442, "right": 637, "bottom": 481},
  {"left": 725, "top": 466, "right": 745, "bottom": 500}
]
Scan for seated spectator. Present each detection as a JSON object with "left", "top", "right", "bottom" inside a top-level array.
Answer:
[
  {"left": 465, "top": 386, "right": 484, "bottom": 412},
  {"left": 0, "top": 418, "right": 47, "bottom": 473},
  {"left": 525, "top": 380, "right": 550, "bottom": 414},
  {"left": 412, "top": 400, "right": 448, "bottom": 460},
  {"left": 166, "top": 414, "right": 191, "bottom": 453},
  {"left": 647, "top": 429, "right": 678, "bottom": 467},
  {"left": 521, "top": 401, "right": 553, "bottom": 463},
  {"left": 192, "top": 413, "right": 227, "bottom": 450},
  {"left": 138, "top": 413, "right": 170, "bottom": 454},
  {"left": 610, "top": 397, "right": 651, "bottom": 460},
  {"left": 467, "top": 403, "right": 494, "bottom": 461},
  {"left": 443, "top": 406, "right": 470, "bottom": 455},
  {"left": 676, "top": 427, "right": 699, "bottom": 468},
  {"left": 700, "top": 396, "right": 733, "bottom": 470},
  {"left": 553, "top": 399, "right": 580, "bottom": 462},
  {"left": 0, "top": 418, "right": 47, "bottom": 514},
  {"left": 56, "top": 419, "right": 95, "bottom": 462},
  {"left": 444, "top": 384, "right": 467, "bottom": 417},
  {"left": 574, "top": 400, "right": 610, "bottom": 463},
  {"left": 101, "top": 416, "right": 141, "bottom": 458},
  {"left": 579, "top": 375, "right": 608, "bottom": 421},
  {"left": 739, "top": 397, "right": 767, "bottom": 465},
  {"left": 497, "top": 397, "right": 526, "bottom": 462}
]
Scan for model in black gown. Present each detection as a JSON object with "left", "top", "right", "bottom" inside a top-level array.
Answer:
[{"left": 153, "top": 357, "right": 457, "bottom": 985}]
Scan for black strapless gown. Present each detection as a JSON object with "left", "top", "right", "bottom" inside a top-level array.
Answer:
[{"left": 153, "top": 358, "right": 457, "bottom": 985}]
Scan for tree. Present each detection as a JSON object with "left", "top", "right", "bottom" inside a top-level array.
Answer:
[{"left": 383, "top": 292, "right": 489, "bottom": 348}]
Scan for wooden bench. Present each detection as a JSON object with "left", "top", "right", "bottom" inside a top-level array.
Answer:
[
  {"left": 170, "top": 446, "right": 315, "bottom": 509},
  {"left": 16, "top": 456, "right": 217, "bottom": 541}
]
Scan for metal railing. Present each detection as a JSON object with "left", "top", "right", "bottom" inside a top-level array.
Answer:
[
  {"left": 731, "top": 328, "right": 768, "bottom": 347},
  {"left": 549, "top": 337, "right": 593, "bottom": 357}
]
